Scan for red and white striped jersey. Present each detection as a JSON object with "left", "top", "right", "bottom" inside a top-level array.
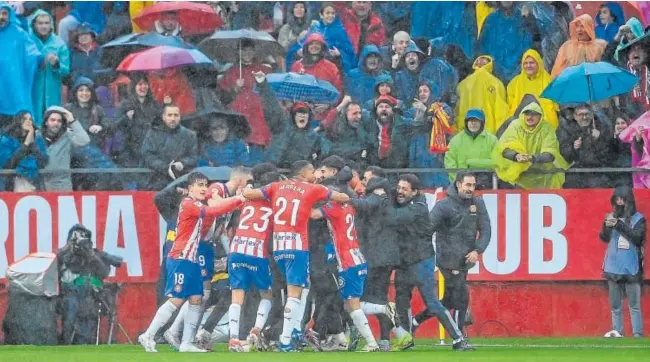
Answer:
[
  {"left": 321, "top": 202, "right": 366, "bottom": 271},
  {"left": 168, "top": 196, "right": 245, "bottom": 262},
  {"left": 261, "top": 180, "right": 332, "bottom": 252},
  {"left": 230, "top": 200, "right": 274, "bottom": 258}
]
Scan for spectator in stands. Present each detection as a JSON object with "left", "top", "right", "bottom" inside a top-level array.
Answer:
[
  {"left": 455, "top": 55, "right": 508, "bottom": 135},
  {"left": 263, "top": 89, "right": 329, "bottom": 167},
  {"left": 445, "top": 109, "right": 498, "bottom": 190},
  {"left": 0, "top": 3, "right": 41, "bottom": 123},
  {"left": 148, "top": 68, "right": 196, "bottom": 116},
  {"left": 497, "top": 93, "right": 539, "bottom": 138},
  {"left": 65, "top": 77, "right": 119, "bottom": 191},
  {"left": 68, "top": 23, "right": 102, "bottom": 86},
  {"left": 96, "top": 2, "right": 132, "bottom": 44},
  {"left": 380, "top": 31, "right": 410, "bottom": 72},
  {"left": 341, "top": 1, "right": 386, "bottom": 56},
  {"left": 155, "top": 11, "right": 182, "bottom": 37},
  {"left": 141, "top": 104, "right": 199, "bottom": 191},
  {"left": 619, "top": 35, "right": 650, "bottom": 118},
  {"left": 291, "top": 32, "right": 343, "bottom": 93},
  {"left": 552, "top": 14, "right": 607, "bottom": 78},
  {"left": 507, "top": 49, "right": 559, "bottom": 129},
  {"left": 405, "top": 81, "right": 452, "bottom": 188},
  {"left": 610, "top": 111, "right": 633, "bottom": 187},
  {"left": 372, "top": 2, "right": 411, "bottom": 39},
  {"left": 363, "top": 74, "right": 399, "bottom": 114},
  {"left": 29, "top": 9, "right": 69, "bottom": 127},
  {"left": 619, "top": 114, "right": 650, "bottom": 189},
  {"left": 57, "top": 2, "right": 106, "bottom": 45},
  {"left": 477, "top": 1, "right": 533, "bottom": 83},
  {"left": 600, "top": 186, "right": 646, "bottom": 338},
  {"left": 113, "top": 73, "right": 161, "bottom": 170},
  {"left": 198, "top": 116, "right": 250, "bottom": 167},
  {"left": 286, "top": 3, "right": 356, "bottom": 73},
  {"left": 37, "top": 106, "right": 90, "bottom": 191},
  {"left": 219, "top": 39, "right": 271, "bottom": 164},
  {"left": 557, "top": 103, "right": 613, "bottom": 188},
  {"left": 367, "top": 95, "right": 411, "bottom": 169},
  {"left": 278, "top": 2, "right": 310, "bottom": 50},
  {"left": 595, "top": 3, "right": 624, "bottom": 43},
  {"left": 344, "top": 159, "right": 365, "bottom": 196},
  {"left": 0, "top": 111, "right": 48, "bottom": 192},
  {"left": 493, "top": 102, "right": 568, "bottom": 189},
  {"left": 609, "top": 17, "right": 644, "bottom": 64},
  {"left": 327, "top": 101, "right": 374, "bottom": 169},
  {"left": 345, "top": 44, "right": 389, "bottom": 106}
]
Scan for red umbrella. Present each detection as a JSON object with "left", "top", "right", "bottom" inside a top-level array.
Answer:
[
  {"left": 117, "top": 46, "right": 213, "bottom": 72},
  {"left": 133, "top": 2, "right": 223, "bottom": 35}
]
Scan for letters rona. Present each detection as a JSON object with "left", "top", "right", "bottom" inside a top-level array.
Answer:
[{"left": 0, "top": 195, "right": 145, "bottom": 278}]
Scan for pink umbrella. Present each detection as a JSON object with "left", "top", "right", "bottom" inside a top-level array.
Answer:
[
  {"left": 619, "top": 111, "right": 650, "bottom": 188},
  {"left": 116, "top": 46, "right": 213, "bottom": 72}
]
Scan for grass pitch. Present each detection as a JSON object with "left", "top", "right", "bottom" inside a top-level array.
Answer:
[{"left": 1, "top": 338, "right": 648, "bottom": 362}]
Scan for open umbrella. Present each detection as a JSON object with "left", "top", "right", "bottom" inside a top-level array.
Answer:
[
  {"left": 199, "top": 29, "right": 285, "bottom": 77},
  {"left": 117, "top": 46, "right": 213, "bottom": 72},
  {"left": 100, "top": 32, "right": 193, "bottom": 68},
  {"left": 541, "top": 62, "right": 639, "bottom": 105},
  {"left": 133, "top": 2, "right": 223, "bottom": 35},
  {"left": 183, "top": 107, "right": 251, "bottom": 140},
  {"left": 262, "top": 72, "right": 341, "bottom": 104}
]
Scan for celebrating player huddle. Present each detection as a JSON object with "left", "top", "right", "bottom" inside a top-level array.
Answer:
[{"left": 139, "top": 159, "right": 472, "bottom": 353}]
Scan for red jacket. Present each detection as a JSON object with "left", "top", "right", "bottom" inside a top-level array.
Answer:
[
  {"left": 341, "top": 9, "right": 386, "bottom": 56},
  {"left": 220, "top": 63, "right": 271, "bottom": 146},
  {"left": 291, "top": 57, "right": 343, "bottom": 95},
  {"left": 148, "top": 69, "right": 196, "bottom": 116}
]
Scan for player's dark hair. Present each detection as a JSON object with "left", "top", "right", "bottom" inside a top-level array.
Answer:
[
  {"left": 251, "top": 162, "right": 277, "bottom": 182},
  {"left": 345, "top": 159, "right": 360, "bottom": 173},
  {"left": 398, "top": 173, "right": 420, "bottom": 191},
  {"left": 320, "top": 155, "right": 345, "bottom": 171},
  {"left": 291, "top": 160, "right": 312, "bottom": 177},
  {"left": 259, "top": 171, "right": 283, "bottom": 186},
  {"left": 365, "top": 165, "right": 385, "bottom": 178},
  {"left": 187, "top": 172, "right": 208, "bottom": 186},
  {"left": 162, "top": 103, "right": 180, "bottom": 115},
  {"left": 455, "top": 171, "right": 476, "bottom": 184}
]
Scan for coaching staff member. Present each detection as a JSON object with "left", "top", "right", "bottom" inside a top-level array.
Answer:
[{"left": 412, "top": 171, "right": 491, "bottom": 337}]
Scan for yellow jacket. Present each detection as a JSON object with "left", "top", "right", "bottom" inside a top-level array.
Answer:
[
  {"left": 130, "top": 1, "right": 155, "bottom": 33},
  {"left": 507, "top": 49, "right": 559, "bottom": 129}
]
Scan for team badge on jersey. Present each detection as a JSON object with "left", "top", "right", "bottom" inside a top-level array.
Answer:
[{"left": 174, "top": 284, "right": 182, "bottom": 293}]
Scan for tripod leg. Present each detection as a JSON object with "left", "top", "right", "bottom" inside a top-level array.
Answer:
[{"left": 108, "top": 314, "right": 115, "bottom": 345}]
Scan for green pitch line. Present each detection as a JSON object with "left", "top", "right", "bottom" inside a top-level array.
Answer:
[{"left": 1, "top": 338, "right": 648, "bottom": 362}]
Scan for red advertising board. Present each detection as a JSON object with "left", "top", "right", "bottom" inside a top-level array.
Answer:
[{"left": 1, "top": 189, "right": 649, "bottom": 282}]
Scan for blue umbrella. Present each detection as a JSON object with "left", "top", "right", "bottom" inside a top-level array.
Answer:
[
  {"left": 541, "top": 62, "right": 639, "bottom": 105},
  {"left": 100, "top": 32, "right": 194, "bottom": 68},
  {"left": 262, "top": 72, "right": 341, "bottom": 104}
]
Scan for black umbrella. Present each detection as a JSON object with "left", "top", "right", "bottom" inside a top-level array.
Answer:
[{"left": 183, "top": 107, "right": 251, "bottom": 140}]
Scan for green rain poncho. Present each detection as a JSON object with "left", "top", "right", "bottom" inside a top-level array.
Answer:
[{"left": 492, "top": 102, "right": 568, "bottom": 189}]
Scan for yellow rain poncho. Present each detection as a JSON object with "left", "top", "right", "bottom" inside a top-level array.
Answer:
[
  {"left": 492, "top": 102, "right": 568, "bottom": 189},
  {"left": 507, "top": 49, "right": 559, "bottom": 129},
  {"left": 476, "top": 1, "right": 495, "bottom": 37},
  {"left": 455, "top": 55, "right": 509, "bottom": 134}
]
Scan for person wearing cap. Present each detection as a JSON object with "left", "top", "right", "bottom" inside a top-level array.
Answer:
[
  {"left": 68, "top": 22, "right": 101, "bottom": 86},
  {"left": 492, "top": 102, "right": 568, "bottom": 189},
  {"left": 367, "top": 94, "right": 412, "bottom": 169},
  {"left": 445, "top": 109, "right": 498, "bottom": 190}
]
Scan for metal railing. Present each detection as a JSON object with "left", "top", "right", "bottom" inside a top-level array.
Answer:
[{"left": 1, "top": 167, "right": 649, "bottom": 190}]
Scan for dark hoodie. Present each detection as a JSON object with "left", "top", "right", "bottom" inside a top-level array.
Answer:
[
  {"left": 64, "top": 76, "right": 107, "bottom": 145},
  {"left": 496, "top": 93, "right": 539, "bottom": 138},
  {"left": 345, "top": 44, "right": 390, "bottom": 105},
  {"left": 430, "top": 182, "right": 491, "bottom": 270},
  {"left": 600, "top": 186, "right": 646, "bottom": 282}
]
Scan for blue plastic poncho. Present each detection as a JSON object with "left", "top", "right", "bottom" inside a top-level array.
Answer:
[
  {"left": 344, "top": 44, "right": 390, "bottom": 105},
  {"left": 595, "top": 2, "right": 625, "bottom": 43}
]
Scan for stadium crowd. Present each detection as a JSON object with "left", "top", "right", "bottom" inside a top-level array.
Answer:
[{"left": 1, "top": 1, "right": 650, "bottom": 191}]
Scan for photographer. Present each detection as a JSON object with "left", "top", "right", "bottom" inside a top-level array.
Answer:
[{"left": 57, "top": 224, "right": 122, "bottom": 344}]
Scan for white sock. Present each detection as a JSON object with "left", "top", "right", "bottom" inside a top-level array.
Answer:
[
  {"left": 333, "top": 332, "right": 346, "bottom": 344},
  {"left": 294, "top": 289, "right": 309, "bottom": 332},
  {"left": 169, "top": 301, "right": 188, "bottom": 336},
  {"left": 181, "top": 303, "right": 202, "bottom": 345},
  {"left": 254, "top": 299, "right": 272, "bottom": 330},
  {"left": 280, "top": 297, "right": 301, "bottom": 345},
  {"left": 361, "top": 302, "right": 387, "bottom": 315},
  {"left": 228, "top": 304, "right": 242, "bottom": 340},
  {"left": 412, "top": 318, "right": 419, "bottom": 327},
  {"left": 392, "top": 326, "right": 408, "bottom": 339},
  {"left": 350, "top": 309, "right": 377, "bottom": 347},
  {"left": 145, "top": 300, "right": 178, "bottom": 336}
]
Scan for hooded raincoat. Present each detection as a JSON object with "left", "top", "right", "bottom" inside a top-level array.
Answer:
[
  {"left": 291, "top": 32, "right": 343, "bottom": 93},
  {"left": 278, "top": 2, "right": 311, "bottom": 50},
  {"left": 28, "top": 9, "right": 70, "bottom": 126},
  {"left": 507, "top": 49, "right": 559, "bottom": 129},
  {"left": 612, "top": 17, "right": 644, "bottom": 62},
  {"left": 455, "top": 56, "right": 509, "bottom": 134},
  {"left": 492, "top": 102, "right": 568, "bottom": 189},
  {"left": 0, "top": 3, "right": 41, "bottom": 119},
  {"left": 551, "top": 14, "right": 608, "bottom": 78},
  {"left": 477, "top": 6, "right": 533, "bottom": 83},
  {"left": 595, "top": 2, "right": 624, "bottom": 43},
  {"left": 345, "top": 45, "right": 390, "bottom": 106}
]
